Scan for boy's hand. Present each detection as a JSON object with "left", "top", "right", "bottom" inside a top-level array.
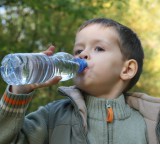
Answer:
[{"left": 10, "top": 45, "right": 62, "bottom": 94}]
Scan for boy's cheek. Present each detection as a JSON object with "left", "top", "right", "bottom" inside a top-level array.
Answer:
[{"left": 88, "top": 61, "right": 94, "bottom": 68}]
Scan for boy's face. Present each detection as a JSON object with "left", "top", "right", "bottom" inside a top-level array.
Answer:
[{"left": 73, "top": 24, "right": 125, "bottom": 97}]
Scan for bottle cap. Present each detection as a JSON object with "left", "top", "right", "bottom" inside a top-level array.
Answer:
[{"left": 73, "top": 58, "right": 88, "bottom": 73}]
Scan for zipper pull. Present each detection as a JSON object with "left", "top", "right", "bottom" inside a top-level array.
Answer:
[{"left": 106, "top": 101, "right": 114, "bottom": 123}]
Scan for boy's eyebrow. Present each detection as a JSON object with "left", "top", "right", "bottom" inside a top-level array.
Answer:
[
  {"left": 74, "top": 39, "right": 112, "bottom": 47},
  {"left": 93, "top": 39, "right": 112, "bottom": 46},
  {"left": 92, "top": 39, "right": 116, "bottom": 49},
  {"left": 74, "top": 43, "right": 84, "bottom": 48}
]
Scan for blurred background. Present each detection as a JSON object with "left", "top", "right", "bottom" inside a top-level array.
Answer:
[{"left": 0, "top": 0, "right": 160, "bottom": 112}]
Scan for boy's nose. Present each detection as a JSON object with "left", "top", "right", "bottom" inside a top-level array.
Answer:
[{"left": 79, "top": 52, "right": 90, "bottom": 60}]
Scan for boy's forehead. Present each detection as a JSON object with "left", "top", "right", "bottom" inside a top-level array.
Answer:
[
  {"left": 77, "top": 23, "right": 117, "bottom": 33},
  {"left": 75, "top": 24, "right": 120, "bottom": 46}
]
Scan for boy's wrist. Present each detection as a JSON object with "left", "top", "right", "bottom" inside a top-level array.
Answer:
[
  {"left": 10, "top": 85, "right": 34, "bottom": 94},
  {"left": 0, "top": 86, "right": 35, "bottom": 116}
]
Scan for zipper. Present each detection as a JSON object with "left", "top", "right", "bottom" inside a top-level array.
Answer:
[
  {"left": 106, "top": 101, "right": 114, "bottom": 123},
  {"left": 106, "top": 101, "right": 114, "bottom": 144}
]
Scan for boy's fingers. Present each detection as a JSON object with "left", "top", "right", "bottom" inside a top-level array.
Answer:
[
  {"left": 45, "top": 76, "right": 62, "bottom": 86},
  {"left": 42, "top": 45, "right": 55, "bottom": 56},
  {"left": 47, "top": 45, "right": 55, "bottom": 52},
  {"left": 34, "top": 76, "right": 62, "bottom": 89}
]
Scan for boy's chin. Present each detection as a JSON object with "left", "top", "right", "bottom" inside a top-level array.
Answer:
[
  {"left": 73, "top": 76, "right": 95, "bottom": 93},
  {"left": 74, "top": 81, "right": 91, "bottom": 94},
  {"left": 74, "top": 80, "right": 85, "bottom": 90},
  {"left": 74, "top": 77, "right": 86, "bottom": 88}
]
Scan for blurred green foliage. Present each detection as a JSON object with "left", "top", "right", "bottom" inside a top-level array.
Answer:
[{"left": 0, "top": 0, "right": 160, "bottom": 112}]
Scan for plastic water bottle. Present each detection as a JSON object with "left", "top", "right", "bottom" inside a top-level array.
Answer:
[{"left": 0, "top": 52, "right": 87, "bottom": 85}]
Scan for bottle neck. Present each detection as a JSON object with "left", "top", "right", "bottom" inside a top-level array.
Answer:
[{"left": 73, "top": 58, "right": 88, "bottom": 73}]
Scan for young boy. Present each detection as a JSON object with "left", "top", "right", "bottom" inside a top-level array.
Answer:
[{"left": 0, "top": 18, "right": 160, "bottom": 144}]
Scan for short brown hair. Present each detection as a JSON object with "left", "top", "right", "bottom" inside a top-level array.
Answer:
[{"left": 78, "top": 18, "right": 144, "bottom": 92}]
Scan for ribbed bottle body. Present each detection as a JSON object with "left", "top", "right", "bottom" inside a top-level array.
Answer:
[{"left": 0, "top": 52, "right": 80, "bottom": 85}]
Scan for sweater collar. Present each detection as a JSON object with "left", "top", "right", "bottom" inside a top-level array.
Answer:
[
  {"left": 58, "top": 86, "right": 131, "bottom": 129},
  {"left": 85, "top": 94, "right": 131, "bottom": 121}
]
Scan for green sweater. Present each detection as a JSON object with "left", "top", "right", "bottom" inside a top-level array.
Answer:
[
  {"left": 0, "top": 86, "right": 148, "bottom": 143},
  {"left": 85, "top": 94, "right": 148, "bottom": 144}
]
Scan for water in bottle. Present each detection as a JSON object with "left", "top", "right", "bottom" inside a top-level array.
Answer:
[{"left": 0, "top": 52, "right": 87, "bottom": 85}]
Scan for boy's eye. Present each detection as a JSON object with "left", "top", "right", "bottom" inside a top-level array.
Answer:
[
  {"left": 74, "top": 50, "right": 83, "bottom": 55},
  {"left": 95, "top": 46, "right": 104, "bottom": 52}
]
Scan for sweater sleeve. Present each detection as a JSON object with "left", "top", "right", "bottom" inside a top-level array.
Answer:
[
  {"left": 0, "top": 86, "right": 34, "bottom": 116},
  {"left": 0, "top": 86, "right": 49, "bottom": 143}
]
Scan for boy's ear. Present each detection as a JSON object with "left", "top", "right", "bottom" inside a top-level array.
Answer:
[{"left": 120, "top": 59, "right": 138, "bottom": 81}]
